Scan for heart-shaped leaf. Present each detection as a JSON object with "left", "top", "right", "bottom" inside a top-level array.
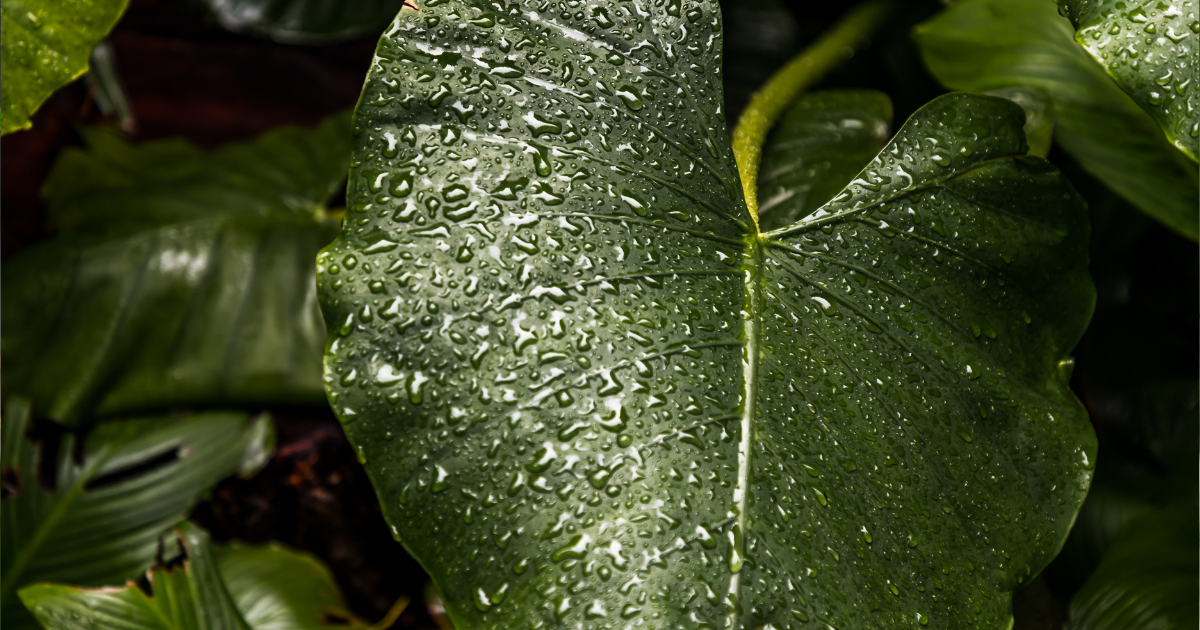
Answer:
[
  {"left": 0, "top": 398, "right": 272, "bottom": 627},
  {"left": 915, "top": 0, "right": 1199, "bottom": 240},
  {"left": 0, "top": 0, "right": 129, "bottom": 134},
  {"left": 1058, "top": 0, "right": 1199, "bottom": 162},
  {"left": 318, "top": 2, "right": 1095, "bottom": 628},
  {"left": 1, "top": 112, "right": 352, "bottom": 428}
]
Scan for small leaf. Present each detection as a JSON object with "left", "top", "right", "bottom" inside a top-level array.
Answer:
[
  {"left": 215, "top": 542, "right": 369, "bottom": 630},
  {"left": 756, "top": 89, "right": 892, "bottom": 231},
  {"left": 916, "top": 0, "right": 1199, "bottom": 240},
  {"left": 0, "top": 0, "right": 129, "bottom": 134},
  {"left": 0, "top": 112, "right": 352, "bottom": 427},
  {"left": 19, "top": 522, "right": 250, "bottom": 630},
  {"left": 318, "top": 0, "right": 1096, "bottom": 627},
  {"left": 0, "top": 398, "right": 274, "bottom": 620},
  {"left": 1066, "top": 504, "right": 1199, "bottom": 630},
  {"left": 1058, "top": 0, "right": 1199, "bottom": 162}
]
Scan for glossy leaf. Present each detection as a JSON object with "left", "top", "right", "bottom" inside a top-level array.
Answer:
[
  {"left": 318, "top": 1, "right": 1095, "bottom": 627},
  {"left": 756, "top": 89, "right": 891, "bottom": 232},
  {"left": 215, "top": 542, "right": 369, "bottom": 630},
  {"left": 1066, "top": 504, "right": 1199, "bottom": 630},
  {"left": 915, "top": 0, "right": 1199, "bottom": 240},
  {"left": 0, "top": 112, "right": 352, "bottom": 428},
  {"left": 203, "top": 0, "right": 406, "bottom": 43},
  {"left": 1058, "top": 0, "right": 1199, "bottom": 161},
  {"left": 0, "top": 0, "right": 128, "bottom": 134},
  {"left": 0, "top": 398, "right": 272, "bottom": 627},
  {"left": 20, "top": 522, "right": 250, "bottom": 630}
]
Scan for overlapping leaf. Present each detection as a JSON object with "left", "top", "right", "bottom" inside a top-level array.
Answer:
[
  {"left": 1, "top": 112, "right": 352, "bottom": 428},
  {"left": 0, "top": 398, "right": 272, "bottom": 628},
  {"left": 317, "top": 1, "right": 1095, "bottom": 628},
  {"left": 0, "top": 0, "right": 129, "bottom": 134},
  {"left": 915, "top": 0, "right": 1199, "bottom": 240},
  {"left": 1058, "top": 0, "right": 1199, "bottom": 161}
]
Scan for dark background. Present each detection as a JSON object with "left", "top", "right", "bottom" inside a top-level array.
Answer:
[{"left": 3, "top": 1, "right": 1195, "bottom": 628}]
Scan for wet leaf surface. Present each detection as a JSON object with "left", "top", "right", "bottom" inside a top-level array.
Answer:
[{"left": 317, "top": 1, "right": 1096, "bottom": 628}]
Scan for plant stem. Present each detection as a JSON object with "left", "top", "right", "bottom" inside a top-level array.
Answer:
[{"left": 732, "top": 0, "right": 894, "bottom": 232}]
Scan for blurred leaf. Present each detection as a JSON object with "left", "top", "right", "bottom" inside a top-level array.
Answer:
[
  {"left": 215, "top": 542, "right": 369, "bottom": 629},
  {"left": 20, "top": 522, "right": 250, "bottom": 630},
  {"left": 0, "top": 112, "right": 352, "bottom": 428},
  {"left": 985, "top": 86, "right": 1056, "bottom": 158},
  {"left": 756, "top": 89, "right": 892, "bottom": 232},
  {"left": 0, "top": 0, "right": 129, "bottom": 134},
  {"left": 915, "top": 0, "right": 1199, "bottom": 240},
  {"left": 0, "top": 398, "right": 273, "bottom": 627},
  {"left": 1057, "top": 0, "right": 1199, "bottom": 162},
  {"left": 202, "top": 0, "right": 406, "bottom": 44},
  {"left": 1066, "top": 503, "right": 1199, "bottom": 630}
]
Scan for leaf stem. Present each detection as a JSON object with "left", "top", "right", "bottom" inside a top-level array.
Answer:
[{"left": 731, "top": 0, "right": 894, "bottom": 233}]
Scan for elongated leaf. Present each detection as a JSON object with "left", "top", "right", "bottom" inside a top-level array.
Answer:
[
  {"left": 0, "top": 0, "right": 128, "bottom": 134},
  {"left": 318, "top": 1, "right": 1095, "bottom": 627},
  {"left": 0, "top": 113, "right": 352, "bottom": 428},
  {"left": 756, "top": 89, "right": 891, "bottom": 232},
  {"left": 0, "top": 398, "right": 272, "bottom": 624},
  {"left": 1058, "top": 0, "right": 1199, "bottom": 161},
  {"left": 215, "top": 542, "right": 369, "bottom": 630},
  {"left": 20, "top": 522, "right": 250, "bottom": 630},
  {"left": 1066, "top": 504, "right": 1199, "bottom": 630},
  {"left": 203, "top": 0, "right": 406, "bottom": 43},
  {"left": 915, "top": 0, "right": 1199, "bottom": 240}
]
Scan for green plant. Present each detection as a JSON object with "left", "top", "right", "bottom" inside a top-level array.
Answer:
[{"left": 1, "top": 0, "right": 1195, "bottom": 629}]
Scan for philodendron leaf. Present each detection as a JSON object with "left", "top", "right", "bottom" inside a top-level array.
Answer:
[
  {"left": 915, "top": 0, "right": 1199, "bottom": 240},
  {"left": 1058, "top": 0, "right": 1199, "bottom": 162},
  {"left": 0, "top": 398, "right": 273, "bottom": 626},
  {"left": 317, "top": 1, "right": 1095, "bottom": 628},
  {"left": 202, "top": 0, "right": 407, "bottom": 43},
  {"left": 1066, "top": 504, "right": 1199, "bottom": 630},
  {"left": 0, "top": 0, "right": 129, "bottom": 134},
  {"left": 756, "top": 89, "right": 892, "bottom": 232},
  {"left": 0, "top": 112, "right": 352, "bottom": 428},
  {"left": 20, "top": 522, "right": 250, "bottom": 630}
]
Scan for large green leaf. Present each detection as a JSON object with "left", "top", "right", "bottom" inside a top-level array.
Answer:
[
  {"left": 0, "top": 0, "right": 128, "bottom": 134},
  {"left": 756, "top": 89, "right": 891, "bottom": 232},
  {"left": 915, "top": 0, "right": 1199, "bottom": 240},
  {"left": 1065, "top": 504, "right": 1199, "bottom": 630},
  {"left": 20, "top": 522, "right": 250, "bottom": 630},
  {"left": 317, "top": 1, "right": 1095, "bottom": 627},
  {"left": 1058, "top": 0, "right": 1199, "bottom": 162},
  {"left": 19, "top": 523, "right": 369, "bottom": 630},
  {"left": 215, "top": 542, "right": 369, "bottom": 629},
  {"left": 0, "top": 112, "right": 352, "bottom": 428},
  {"left": 203, "top": 0, "right": 406, "bottom": 43},
  {"left": 0, "top": 398, "right": 272, "bottom": 627}
]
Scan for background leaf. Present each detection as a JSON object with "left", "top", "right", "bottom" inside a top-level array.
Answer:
[
  {"left": 215, "top": 541, "right": 369, "bottom": 630},
  {"left": 20, "top": 522, "right": 250, "bottom": 630},
  {"left": 0, "top": 0, "right": 129, "bottom": 134},
  {"left": 317, "top": 0, "right": 1096, "bottom": 624},
  {"left": 1065, "top": 503, "right": 1199, "bottom": 630},
  {"left": 0, "top": 112, "right": 352, "bottom": 427},
  {"left": 1058, "top": 0, "right": 1199, "bottom": 161},
  {"left": 756, "top": 89, "right": 892, "bottom": 232},
  {"left": 914, "top": 0, "right": 1199, "bottom": 240},
  {"left": 202, "top": 0, "right": 406, "bottom": 44},
  {"left": 0, "top": 398, "right": 272, "bottom": 627}
]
